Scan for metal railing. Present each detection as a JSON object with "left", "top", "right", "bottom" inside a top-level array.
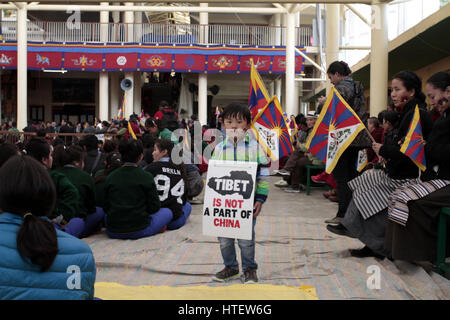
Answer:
[{"left": 1, "top": 21, "right": 313, "bottom": 47}]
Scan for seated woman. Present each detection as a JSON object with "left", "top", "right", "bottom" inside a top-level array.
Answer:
[
  {"left": 25, "top": 138, "right": 85, "bottom": 238},
  {"left": 0, "top": 155, "right": 96, "bottom": 299},
  {"left": 385, "top": 71, "right": 450, "bottom": 262},
  {"left": 145, "top": 139, "right": 192, "bottom": 231},
  {"left": 327, "top": 70, "right": 434, "bottom": 259},
  {"left": 104, "top": 139, "right": 173, "bottom": 239},
  {"left": 52, "top": 145, "right": 104, "bottom": 238},
  {"left": 94, "top": 152, "right": 122, "bottom": 209}
]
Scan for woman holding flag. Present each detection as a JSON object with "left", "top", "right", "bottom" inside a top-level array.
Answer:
[
  {"left": 384, "top": 71, "right": 450, "bottom": 263},
  {"left": 328, "top": 70, "right": 433, "bottom": 259}
]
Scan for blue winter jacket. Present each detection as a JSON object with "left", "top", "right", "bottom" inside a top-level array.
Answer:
[{"left": 0, "top": 213, "right": 96, "bottom": 300}]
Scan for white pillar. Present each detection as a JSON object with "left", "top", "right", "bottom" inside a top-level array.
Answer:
[
  {"left": 134, "top": 72, "right": 142, "bottom": 114},
  {"left": 17, "top": 3, "right": 27, "bottom": 130},
  {"left": 198, "top": 3, "right": 208, "bottom": 125},
  {"left": 325, "top": 4, "right": 340, "bottom": 95},
  {"left": 110, "top": 73, "right": 120, "bottom": 119},
  {"left": 275, "top": 77, "right": 282, "bottom": 102},
  {"left": 112, "top": 2, "right": 120, "bottom": 42},
  {"left": 124, "top": 2, "right": 134, "bottom": 42},
  {"left": 274, "top": 13, "right": 281, "bottom": 46},
  {"left": 285, "top": 11, "right": 296, "bottom": 116},
  {"left": 135, "top": 3, "right": 143, "bottom": 43},
  {"left": 370, "top": 2, "right": 388, "bottom": 117},
  {"left": 99, "top": 2, "right": 109, "bottom": 122},
  {"left": 123, "top": 2, "right": 134, "bottom": 118}
]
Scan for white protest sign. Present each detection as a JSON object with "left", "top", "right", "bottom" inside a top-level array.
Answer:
[
  {"left": 95, "top": 134, "right": 105, "bottom": 142},
  {"left": 202, "top": 159, "right": 258, "bottom": 240}
]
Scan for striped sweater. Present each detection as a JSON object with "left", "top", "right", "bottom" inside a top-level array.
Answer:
[{"left": 211, "top": 132, "right": 270, "bottom": 203}]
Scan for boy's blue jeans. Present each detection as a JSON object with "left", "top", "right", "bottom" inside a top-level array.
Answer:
[{"left": 218, "top": 218, "right": 257, "bottom": 271}]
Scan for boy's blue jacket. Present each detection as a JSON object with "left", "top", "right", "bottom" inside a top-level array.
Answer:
[{"left": 0, "top": 213, "right": 96, "bottom": 300}]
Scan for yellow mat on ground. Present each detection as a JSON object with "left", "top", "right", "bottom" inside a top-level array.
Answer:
[{"left": 95, "top": 282, "right": 318, "bottom": 300}]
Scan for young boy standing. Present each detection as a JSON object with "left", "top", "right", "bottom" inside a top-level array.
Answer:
[{"left": 210, "top": 102, "right": 270, "bottom": 284}]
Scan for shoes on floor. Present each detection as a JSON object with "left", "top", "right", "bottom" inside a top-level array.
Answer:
[
  {"left": 311, "top": 173, "right": 327, "bottom": 184},
  {"left": 323, "top": 189, "right": 337, "bottom": 199},
  {"left": 274, "top": 179, "right": 289, "bottom": 188},
  {"left": 326, "top": 223, "right": 357, "bottom": 238},
  {"left": 284, "top": 186, "right": 301, "bottom": 193},
  {"left": 328, "top": 195, "right": 339, "bottom": 203},
  {"left": 212, "top": 267, "right": 240, "bottom": 282},
  {"left": 243, "top": 269, "right": 258, "bottom": 284},
  {"left": 277, "top": 169, "right": 291, "bottom": 176},
  {"left": 349, "top": 246, "right": 385, "bottom": 260},
  {"left": 324, "top": 216, "right": 343, "bottom": 224}
]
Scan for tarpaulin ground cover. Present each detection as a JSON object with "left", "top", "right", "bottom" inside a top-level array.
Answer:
[{"left": 83, "top": 176, "right": 450, "bottom": 300}]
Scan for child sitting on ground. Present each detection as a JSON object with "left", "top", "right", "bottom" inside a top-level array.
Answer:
[
  {"left": 104, "top": 139, "right": 173, "bottom": 239},
  {"left": 145, "top": 139, "right": 192, "bottom": 231}
]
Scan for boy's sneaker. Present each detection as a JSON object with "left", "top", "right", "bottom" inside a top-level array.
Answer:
[
  {"left": 277, "top": 169, "right": 291, "bottom": 176},
  {"left": 243, "top": 269, "right": 258, "bottom": 284},
  {"left": 274, "top": 179, "right": 288, "bottom": 188},
  {"left": 284, "top": 186, "right": 300, "bottom": 193},
  {"left": 212, "top": 267, "right": 240, "bottom": 282}
]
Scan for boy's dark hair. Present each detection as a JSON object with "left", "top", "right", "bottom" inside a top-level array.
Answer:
[
  {"left": 0, "top": 155, "right": 57, "bottom": 272},
  {"left": 145, "top": 117, "right": 157, "bottom": 128},
  {"left": 36, "top": 129, "right": 47, "bottom": 137},
  {"left": 80, "top": 134, "right": 99, "bottom": 152},
  {"left": 118, "top": 139, "right": 143, "bottom": 163},
  {"left": 53, "top": 145, "right": 84, "bottom": 168},
  {"left": 378, "top": 110, "right": 386, "bottom": 124},
  {"left": 427, "top": 71, "right": 450, "bottom": 91},
  {"left": 327, "top": 61, "right": 352, "bottom": 76},
  {"left": 368, "top": 117, "right": 380, "bottom": 128},
  {"left": 393, "top": 70, "right": 426, "bottom": 103},
  {"left": 0, "top": 142, "right": 18, "bottom": 168},
  {"left": 53, "top": 138, "right": 65, "bottom": 148},
  {"left": 94, "top": 152, "right": 122, "bottom": 184},
  {"left": 102, "top": 139, "right": 118, "bottom": 154},
  {"left": 25, "top": 138, "right": 51, "bottom": 163},
  {"left": 383, "top": 111, "right": 400, "bottom": 127},
  {"left": 155, "top": 138, "right": 175, "bottom": 157},
  {"left": 222, "top": 102, "right": 252, "bottom": 124}
]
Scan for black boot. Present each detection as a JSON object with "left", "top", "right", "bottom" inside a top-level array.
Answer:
[
  {"left": 349, "top": 246, "right": 385, "bottom": 260},
  {"left": 326, "top": 223, "right": 357, "bottom": 238}
]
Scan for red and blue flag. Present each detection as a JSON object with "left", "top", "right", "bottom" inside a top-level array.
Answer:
[
  {"left": 305, "top": 87, "right": 366, "bottom": 173},
  {"left": 251, "top": 96, "right": 293, "bottom": 161},
  {"left": 400, "top": 105, "right": 426, "bottom": 171},
  {"left": 249, "top": 59, "right": 270, "bottom": 119}
]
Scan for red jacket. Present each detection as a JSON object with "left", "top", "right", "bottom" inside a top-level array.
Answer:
[{"left": 154, "top": 109, "right": 178, "bottom": 121}]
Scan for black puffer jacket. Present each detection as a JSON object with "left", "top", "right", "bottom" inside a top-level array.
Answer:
[
  {"left": 421, "top": 107, "right": 450, "bottom": 181},
  {"left": 379, "top": 98, "right": 433, "bottom": 180}
]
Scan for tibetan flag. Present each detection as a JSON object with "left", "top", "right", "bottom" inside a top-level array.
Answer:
[
  {"left": 128, "top": 121, "right": 137, "bottom": 140},
  {"left": 305, "top": 87, "right": 366, "bottom": 174},
  {"left": 356, "top": 149, "right": 368, "bottom": 172},
  {"left": 248, "top": 59, "right": 270, "bottom": 119},
  {"left": 400, "top": 105, "right": 426, "bottom": 171},
  {"left": 251, "top": 96, "right": 293, "bottom": 161},
  {"left": 117, "top": 92, "right": 125, "bottom": 120}
]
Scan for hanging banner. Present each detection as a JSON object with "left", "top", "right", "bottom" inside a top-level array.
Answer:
[
  {"left": 105, "top": 52, "right": 138, "bottom": 71},
  {"left": 0, "top": 42, "right": 305, "bottom": 74},
  {"left": 64, "top": 52, "right": 103, "bottom": 70},
  {"left": 202, "top": 160, "right": 258, "bottom": 240},
  {"left": 207, "top": 54, "right": 238, "bottom": 73},
  {"left": 174, "top": 54, "right": 205, "bottom": 73},
  {"left": 28, "top": 52, "right": 63, "bottom": 69},
  {"left": 140, "top": 53, "right": 173, "bottom": 71},
  {"left": 240, "top": 55, "right": 271, "bottom": 73},
  {"left": 0, "top": 51, "right": 16, "bottom": 69}
]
